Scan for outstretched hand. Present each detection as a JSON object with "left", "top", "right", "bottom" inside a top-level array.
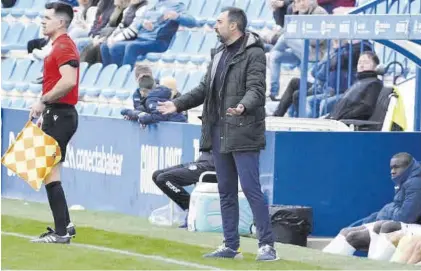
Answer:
[
  {"left": 157, "top": 101, "right": 177, "bottom": 115},
  {"left": 226, "top": 104, "right": 245, "bottom": 116}
]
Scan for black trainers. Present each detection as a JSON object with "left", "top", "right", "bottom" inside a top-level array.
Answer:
[
  {"left": 67, "top": 222, "right": 76, "bottom": 238},
  {"left": 31, "top": 232, "right": 71, "bottom": 244}
]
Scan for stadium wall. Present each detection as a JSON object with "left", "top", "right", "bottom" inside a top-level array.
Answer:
[{"left": 2, "top": 108, "right": 421, "bottom": 236}]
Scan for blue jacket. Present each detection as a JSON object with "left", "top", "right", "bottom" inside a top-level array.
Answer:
[
  {"left": 138, "top": 86, "right": 187, "bottom": 124},
  {"left": 131, "top": 0, "right": 197, "bottom": 43},
  {"left": 362, "top": 159, "right": 421, "bottom": 224}
]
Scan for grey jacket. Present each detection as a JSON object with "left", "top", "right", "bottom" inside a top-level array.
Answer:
[{"left": 173, "top": 32, "right": 266, "bottom": 153}]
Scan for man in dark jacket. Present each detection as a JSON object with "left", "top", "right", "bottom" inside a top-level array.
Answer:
[
  {"left": 323, "top": 152, "right": 421, "bottom": 256},
  {"left": 158, "top": 7, "right": 276, "bottom": 261},
  {"left": 327, "top": 51, "right": 383, "bottom": 120},
  {"left": 153, "top": 151, "right": 216, "bottom": 228}
]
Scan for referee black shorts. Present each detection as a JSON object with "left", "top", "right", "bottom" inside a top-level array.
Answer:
[{"left": 41, "top": 103, "right": 78, "bottom": 163}]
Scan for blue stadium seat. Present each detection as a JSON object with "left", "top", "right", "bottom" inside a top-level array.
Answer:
[
  {"left": 110, "top": 106, "right": 124, "bottom": 118},
  {"left": 115, "top": 69, "right": 137, "bottom": 101},
  {"left": 247, "top": 0, "right": 265, "bottom": 23},
  {"left": 187, "top": 0, "right": 205, "bottom": 17},
  {"left": 183, "top": 70, "right": 204, "bottom": 94},
  {"left": 234, "top": 0, "right": 250, "bottom": 11},
  {"left": 179, "top": 0, "right": 191, "bottom": 8},
  {"left": 1, "top": 97, "right": 12, "bottom": 108},
  {"left": 25, "top": 0, "right": 48, "bottom": 18},
  {"left": 253, "top": 3, "right": 272, "bottom": 29},
  {"left": 1, "top": 23, "right": 25, "bottom": 54},
  {"left": 2, "top": 22, "right": 9, "bottom": 40},
  {"left": 147, "top": 31, "right": 190, "bottom": 62},
  {"left": 85, "top": 64, "right": 118, "bottom": 98},
  {"left": 191, "top": 32, "right": 218, "bottom": 65},
  {"left": 10, "top": 98, "right": 26, "bottom": 109},
  {"left": 219, "top": 0, "right": 235, "bottom": 10},
  {"left": 174, "top": 70, "right": 190, "bottom": 93},
  {"left": 175, "top": 31, "right": 205, "bottom": 63},
  {"left": 75, "top": 102, "right": 83, "bottom": 113},
  {"left": 2, "top": 0, "right": 34, "bottom": 17},
  {"left": 2, "top": 58, "right": 17, "bottom": 81},
  {"left": 197, "top": 0, "right": 220, "bottom": 26},
  {"left": 96, "top": 104, "right": 112, "bottom": 117},
  {"left": 81, "top": 103, "right": 97, "bottom": 115},
  {"left": 2, "top": 58, "right": 32, "bottom": 93},
  {"left": 79, "top": 62, "right": 89, "bottom": 82},
  {"left": 15, "top": 60, "right": 43, "bottom": 93},
  {"left": 411, "top": 0, "right": 421, "bottom": 13},
  {"left": 101, "top": 64, "right": 131, "bottom": 99},
  {"left": 152, "top": 66, "right": 161, "bottom": 78},
  {"left": 79, "top": 63, "right": 103, "bottom": 97},
  {"left": 12, "top": 23, "right": 40, "bottom": 51},
  {"left": 159, "top": 68, "right": 175, "bottom": 78}
]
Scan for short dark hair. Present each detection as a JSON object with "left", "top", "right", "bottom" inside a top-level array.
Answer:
[
  {"left": 45, "top": 1, "right": 74, "bottom": 28},
  {"left": 138, "top": 75, "right": 155, "bottom": 90},
  {"left": 134, "top": 64, "right": 153, "bottom": 81},
  {"left": 361, "top": 51, "right": 380, "bottom": 66},
  {"left": 220, "top": 6, "right": 247, "bottom": 33},
  {"left": 392, "top": 152, "right": 413, "bottom": 168}
]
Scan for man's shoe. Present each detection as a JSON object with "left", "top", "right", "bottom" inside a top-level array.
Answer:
[
  {"left": 256, "top": 244, "right": 278, "bottom": 261},
  {"left": 31, "top": 232, "right": 71, "bottom": 244},
  {"left": 67, "top": 222, "right": 76, "bottom": 238},
  {"left": 203, "top": 245, "right": 243, "bottom": 259},
  {"left": 178, "top": 213, "right": 188, "bottom": 229}
]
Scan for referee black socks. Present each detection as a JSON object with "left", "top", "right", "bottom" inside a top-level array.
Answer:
[{"left": 45, "top": 181, "right": 70, "bottom": 236}]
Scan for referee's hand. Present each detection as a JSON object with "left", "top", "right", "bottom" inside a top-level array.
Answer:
[{"left": 29, "top": 100, "right": 45, "bottom": 120}]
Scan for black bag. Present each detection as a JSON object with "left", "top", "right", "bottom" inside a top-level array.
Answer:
[{"left": 254, "top": 205, "right": 313, "bottom": 247}]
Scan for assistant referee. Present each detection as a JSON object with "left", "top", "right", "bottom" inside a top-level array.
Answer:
[{"left": 30, "top": 2, "right": 79, "bottom": 244}]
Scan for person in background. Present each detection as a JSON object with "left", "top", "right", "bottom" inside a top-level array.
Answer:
[
  {"left": 136, "top": 75, "right": 187, "bottom": 126},
  {"left": 153, "top": 152, "right": 217, "bottom": 228},
  {"left": 100, "top": 0, "right": 199, "bottom": 67},
  {"left": 323, "top": 153, "right": 421, "bottom": 257},
  {"left": 269, "top": 0, "right": 327, "bottom": 101},
  {"left": 326, "top": 51, "right": 383, "bottom": 121}
]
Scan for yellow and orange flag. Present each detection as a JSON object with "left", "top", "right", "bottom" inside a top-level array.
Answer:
[{"left": 1, "top": 121, "right": 62, "bottom": 191}]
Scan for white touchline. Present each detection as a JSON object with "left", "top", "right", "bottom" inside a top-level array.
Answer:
[{"left": 2, "top": 231, "right": 223, "bottom": 270}]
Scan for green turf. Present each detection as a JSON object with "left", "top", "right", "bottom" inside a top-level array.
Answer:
[
  {"left": 2, "top": 215, "right": 323, "bottom": 270},
  {"left": 1, "top": 235, "right": 186, "bottom": 270},
  {"left": 2, "top": 198, "right": 417, "bottom": 270}
]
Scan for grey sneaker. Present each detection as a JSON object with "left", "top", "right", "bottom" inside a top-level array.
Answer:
[
  {"left": 203, "top": 245, "right": 243, "bottom": 259},
  {"left": 256, "top": 244, "right": 278, "bottom": 261},
  {"left": 67, "top": 222, "right": 76, "bottom": 238},
  {"left": 31, "top": 232, "right": 71, "bottom": 244}
]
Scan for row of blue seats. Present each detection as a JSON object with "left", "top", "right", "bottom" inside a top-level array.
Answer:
[
  {"left": 2, "top": 0, "right": 274, "bottom": 29},
  {"left": 2, "top": 22, "right": 39, "bottom": 54},
  {"left": 145, "top": 30, "right": 219, "bottom": 64},
  {"left": 1, "top": 57, "right": 205, "bottom": 100},
  {"left": 1, "top": 0, "right": 47, "bottom": 18},
  {"left": 1, "top": 97, "right": 125, "bottom": 118}
]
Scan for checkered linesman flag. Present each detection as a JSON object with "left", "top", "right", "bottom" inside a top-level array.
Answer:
[{"left": 1, "top": 121, "right": 62, "bottom": 191}]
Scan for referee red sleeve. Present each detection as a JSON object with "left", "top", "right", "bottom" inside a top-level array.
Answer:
[{"left": 54, "top": 43, "right": 79, "bottom": 67}]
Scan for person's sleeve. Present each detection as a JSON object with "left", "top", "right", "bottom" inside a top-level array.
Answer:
[
  {"left": 390, "top": 178, "right": 421, "bottom": 223},
  {"left": 54, "top": 42, "right": 79, "bottom": 67},
  {"left": 176, "top": 13, "right": 199, "bottom": 28},
  {"left": 112, "top": 6, "right": 148, "bottom": 42},
  {"left": 239, "top": 47, "right": 266, "bottom": 111}
]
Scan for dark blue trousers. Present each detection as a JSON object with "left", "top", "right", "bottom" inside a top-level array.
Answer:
[{"left": 211, "top": 126, "right": 274, "bottom": 250}]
